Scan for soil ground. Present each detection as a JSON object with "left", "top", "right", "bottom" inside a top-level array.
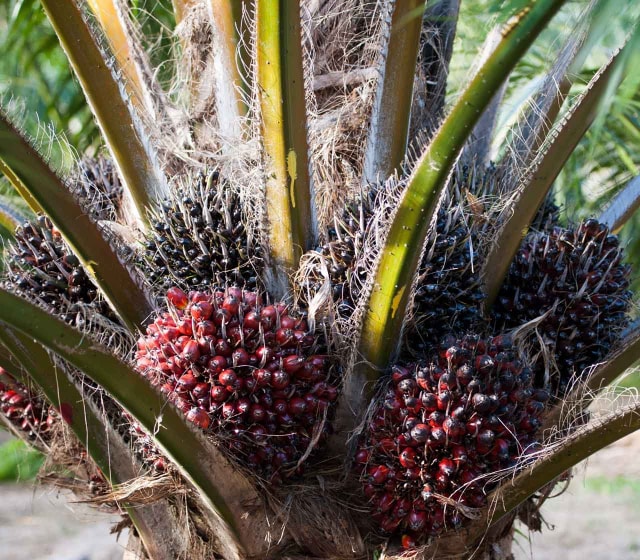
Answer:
[{"left": 0, "top": 431, "right": 638, "bottom": 559}]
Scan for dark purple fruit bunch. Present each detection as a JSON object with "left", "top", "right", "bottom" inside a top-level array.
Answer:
[
  {"left": 355, "top": 335, "right": 548, "bottom": 546},
  {"left": 135, "top": 287, "right": 338, "bottom": 483},
  {"left": 0, "top": 368, "right": 56, "bottom": 441},
  {"left": 493, "top": 219, "right": 632, "bottom": 393},
  {"left": 142, "top": 171, "right": 264, "bottom": 293},
  {"left": 6, "top": 216, "right": 116, "bottom": 324}
]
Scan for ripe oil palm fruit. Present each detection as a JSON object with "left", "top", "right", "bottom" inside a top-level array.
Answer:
[{"left": 0, "top": 1, "right": 639, "bottom": 559}]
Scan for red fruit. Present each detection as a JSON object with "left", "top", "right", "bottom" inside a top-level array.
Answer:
[
  {"left": 271, "top": 371, "right": 290, "bottom": 390},
  {"left": 410, "top": 423, "right": 430, "bottom": 443},
  {"left": 235, "top": 398, "right": 251, "bottom": 417},
  {"left": 421, "top": 483, "right": 434, "bottom": 501},
  {"left": 428, "top": 427, "right": 446, "bottom": 447},
  {"left": 369, "top": 464, "right": 390, "bottom": 485},
  {"left": 222, "top": 295, "right": 240, "bottom": 315},
  {"left": 186, "top": 407, "right": 210, "bottom": 429},
  {"left": 177, "top": 319, "right": 192, "bottom": 335},
  {"left": 167, "top": 287, "right": 188, "bottom": 309},
  {"left": 275, "top": 328, "right": 295, "bottom": 347},
  {"left": 452, "top": 444, "right": 468, "bottom": 464},
  {"left": 243, "top": 310, "right": 260, "bottom": 330},
  {"left": 177, "top": 372, "right": 198, "bottom": 392},
  {"left": 280, "top": 315, "right": 297, "bottom": 329},
  {"left": 207, "top": 355, "right": 227, "bottom": 373},
  {"left": 273, "top": 399, "right": 288, "bottom": 415},
  {"left": 392, "top": 365, "right": 411, "bottom": 384},
  {"left": 443, "top": 417, "right": 465, "bottom": 441},
  {"left": 260, "top": 306, "right": 278, "bottom": 328},
  {"left": 288, "top": 397, "right": 307, "bottom": 416},
  {"left": 232, "top": 348, "right": 250, "bottom": 367},
  {"left": 377, "top": 438, "right": 396, "bottom": 454},
  {"left": 392, "top": 498, "right": 412, "bottom": 519},
  {"left": 197, "top": 320, "right": 215, "bottom": 337},
  {"left": 213, "top": 307, "right": 231, "bottom": 326},
  {"left": 210, "top": 385, "right": 229, "bottom": 402},
  {"left": 255, "top": 345, "right": 274, "bottom": 365},
  {"left": 399, "top": 447, "right": 417, "bottom": 468},
  {"left": 221, "top": 402, "right": 235, "bottom": 419},
  {"left": 8, "top": 393, "right": 25, "bottom": 406},
  {"left": 380, "top": 516, "right": 402, "bottom": 534},
  {"left": 282, "top": 355, "right": 305, "bottom": 374},
  {"left": 374, "top": 492, "right": 395, "bottom": 513},
  {"left": 253, "top": 368, "right": 272, "bottom": 387},
  {"left": 491, "top": 438, "right": 510, "bottom": 461},
  {"left": 439, "top": 457, "right": 455, "bottom": 476},
  {"left": 354, "top": 449, "right": 369, "bottom": 465},
  {"left": 218, "top": 369, "right": 238, "bottom": 388},
  {"left": 214, "top": 339, "right": 232, "bottom": 357},
  {"left": 407, "top": 510, "right": 427, "bottom": 532},
  {"left": 192, "top": 383, "right": 210, "bottom": 399},
  {"left": 401, "top": 534, "right": 418, "bottom": 549},
  {"left": 191, "top": 301, "right": 212, "bottom": 320},
  {"left": 181, "top": 340, "right": 200, "bottom": 362},
  {"left": 362, "top": 484, "right": 377, "bottom": 499}
]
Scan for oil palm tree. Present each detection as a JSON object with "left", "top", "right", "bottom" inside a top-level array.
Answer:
[{"left": 0, "top": 1, "right": 639, "bottom": 559}]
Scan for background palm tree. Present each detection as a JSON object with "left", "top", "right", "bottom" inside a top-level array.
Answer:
[{"left": 0, "top": 1, "right": 639, "bottom": 559}]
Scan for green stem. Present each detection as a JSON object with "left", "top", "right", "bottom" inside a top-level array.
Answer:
[
  {"left": 357, "top": 0, "right": 567, "bottom": 386},
  {"left": 256, "top": 0, "right": 314, "bottom": 298},
  {"left": 40, "top": 0, "right": 167, "bottom": 225},
  {"left": 208, "top": 0, "right": 252, "bottom": 126},
  {"left": 363, "top": 0, "right": 426, "bottom": 183}
]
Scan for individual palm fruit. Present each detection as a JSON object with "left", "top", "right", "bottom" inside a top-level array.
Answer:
[
  {"left": 134, "top": 287, "right": 337, "bottom": 483},
  {"left": 301, "top": 181, "right": 484, "bottom": 354},
  {"left": 493, "top": 219, "right": 632, "bottom": 393},
  {"left": 355, "top": 335, "right": 548, "bottom": 545},
  {"left": 142, "top": 171, "right": 263, "bottom": 293},
  {"left": 0, "top": 368, "right": 56, "bottom": 441},
  {"left": 6, "top": 216, "right": 116, "bottom": 324}
]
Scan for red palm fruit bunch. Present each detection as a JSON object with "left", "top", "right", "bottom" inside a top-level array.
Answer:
[
  {"left": 355, "top": 335, "right": 548, "bottom": 546},
  {"left": 134, "top": 286, "right": 338, "bottom": 483},
  {"left": 493, "top": 219, "right": 632, "bottom": 393},
  {"left": 0, "top": 367, "right": 56, "bottom": 441}
]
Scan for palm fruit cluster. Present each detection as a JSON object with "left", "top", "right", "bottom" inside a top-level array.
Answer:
[
  {"left": 354, "top": 335, "right": 548, "bottom": 546},
  {"left": 142, "top": 171, "right": 264, "bottom": 293},
  {"left": 493, "top": 219, "right": 632, "bottom": 393},
  {"left": 6, "top": 216, "right": 115, "bottom": 324},
  {"left": 134, "top": 287, "right": 337, "bottom": 483},
  {"left": 0, "top": 368, "right": 55, "bottom": 441},
  {"left": 304, "top": 182, "right": 484, "bottom": 354}
]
